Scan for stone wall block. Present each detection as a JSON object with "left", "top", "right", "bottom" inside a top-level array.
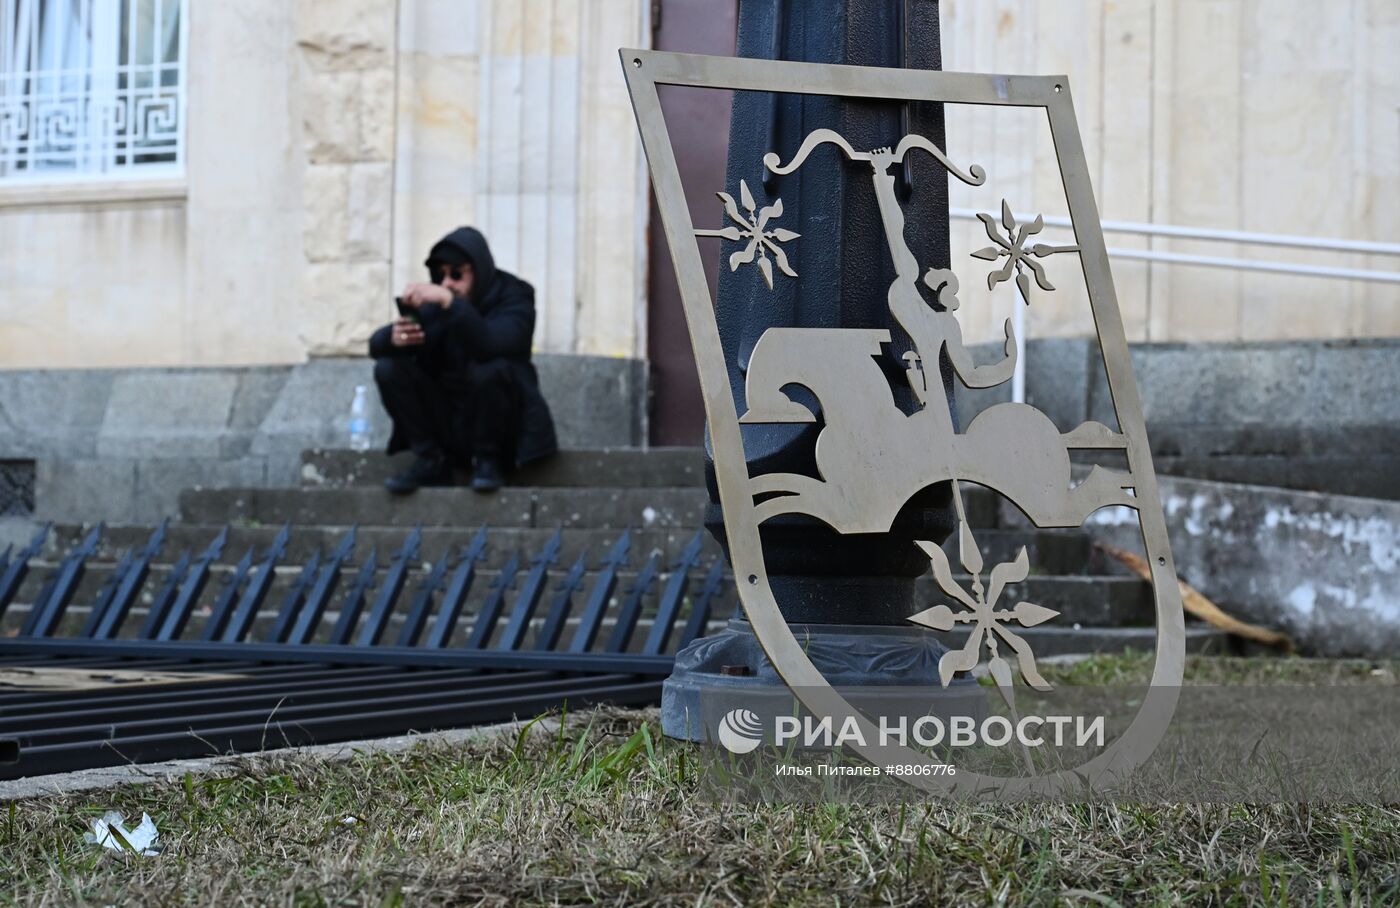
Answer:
[
  {"left": 295, "top": 0, "right": 394, "bottom": 71},
  {"left": 303, "top": 70, "right": 363, "bottom": 164},
  {"left": 1023, "top": 338, "right": 1097, "bottom": 432},
  {"left": 1084, "top": 475, "right": 1400, "bottom": 659},
  {"left": 96, "top": 372, "right": 239, "bottom": 459},
  {"left": 540, "top": 355, "right": 646, "bottom": 448},
  {"left": 0, "top": 370, "right": 113, "bottom": 459},
  {"left": 346, "top": 161, "right": 394, "bottom": 262},
  {"left": 222, "top": 369, "right": 294, "bottom": 457},
  {"left": 401, "top": 0, "right": 478, "bottom": 56},
  {"left": 303, "top": 164, "right": 352, "bottom": 262},
  {"left": 251, "top": 359, "right": 386, "bottom": 457},
  {"left": 358, "top": 67, "right": 397, "bottom": 161},
  {"left": 302, "top": 68, "right": 394, "bottom": 166},
  {"left": 227, "top": 369, "right": 294, "bottom": 433},
  {"left": 295, "top": 263, "right": 391, "bottom": 357},
  {"left": 0, "top": 518, "right": 41, "bottom": 551},
  {"left": 36, "top": 459, "right": 138, "bottom": 524},
  {"left": 1309, "top": 340, "right": 1400, "bottom": 426}
]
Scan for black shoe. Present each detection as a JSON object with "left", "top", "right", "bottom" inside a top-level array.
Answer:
[
  {"left": 384, "top": 455, "right": 452, "bottom": 495},
  {"left": 470, "top": 457, "right": 503, "bottom": 493}
]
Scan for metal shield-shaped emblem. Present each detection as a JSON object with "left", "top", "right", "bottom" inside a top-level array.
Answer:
[{"left": 623, "top": 50, "right": 1185, "bottom": 795}]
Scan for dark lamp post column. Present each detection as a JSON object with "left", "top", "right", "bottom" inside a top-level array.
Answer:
[{"left": 662, "top": 0, "right": 973, "bottom": 740}]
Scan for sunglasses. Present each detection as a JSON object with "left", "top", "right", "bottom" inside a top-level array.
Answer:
[{"left": 443, "top": 265, "right": 471, "bottom": 281}]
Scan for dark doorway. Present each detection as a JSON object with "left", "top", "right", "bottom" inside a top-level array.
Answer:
[{"left": 646, "top": 0, "right": 738, "bottom": 446}]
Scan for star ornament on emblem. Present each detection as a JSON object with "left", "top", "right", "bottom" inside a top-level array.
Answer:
[
  {"left": 972, "top": 199, "right": 1081, "bottom": 304},
  {"left": 908, "top": 521, "right": 1059, "bottom": 695},
  {"left": 695, "top": 179, "right": 800, "bottom": 290}
]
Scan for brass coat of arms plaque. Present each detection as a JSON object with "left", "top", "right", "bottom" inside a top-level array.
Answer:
[{"left": 623, "top": 49, "right": 1185, "bottom": 795}]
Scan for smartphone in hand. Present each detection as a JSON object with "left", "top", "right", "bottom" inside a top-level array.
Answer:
[{"left": 394, "top": 296, "right": 420, "bottom": 324}]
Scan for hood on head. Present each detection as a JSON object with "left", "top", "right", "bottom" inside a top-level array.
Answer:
[{"left": 426, "top": 226, "right": 497, "bottom": 298}]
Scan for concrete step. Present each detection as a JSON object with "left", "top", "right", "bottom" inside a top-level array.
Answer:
[
  {"left": 939, "top": 529, "right": 1096, "bottom": 576},
  {"left": 1154, "top": 455, "right": 1400, "bottom": 501},
  {"left": 178, "top": 485, "right": 1013, "bottom": 534},
  {"left": 52, "top": 524, "right": 721, "bottom": 570},
  {"left": 178, "top": 486, "right": 709, "bottom": 530},
  {"left": 301, "top": 448, "right": 707, "bottom": 489},
  {"left": 9, "top": 560, "right": 1153, "bottom": 632},
  {"left": 301, "top": 448, "right": 1048, "bottom": 524},
  {"left": 51, "top": 524, "right": 1101, "bottom": 577}
]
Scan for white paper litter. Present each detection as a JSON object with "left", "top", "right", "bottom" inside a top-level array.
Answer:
[{"left": 83, "top": 811, "right": 163, "bottom": 856}]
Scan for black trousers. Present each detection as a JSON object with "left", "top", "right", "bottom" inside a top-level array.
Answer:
[{"left": 372, "top": 355, "right": 514, "bottom": 463}]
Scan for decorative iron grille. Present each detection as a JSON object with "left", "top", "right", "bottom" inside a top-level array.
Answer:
[
  {"left": 0, "top": 460, "right": 34, "bottom": 517},
  {"left": 0, "top": 0, "right": 184, "bottom": 181}
]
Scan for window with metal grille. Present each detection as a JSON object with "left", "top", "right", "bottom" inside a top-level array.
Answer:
[{"left": 0, "top": 0, "right": 184, "bottom": 182}]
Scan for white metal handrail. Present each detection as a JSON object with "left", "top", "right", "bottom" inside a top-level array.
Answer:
[
  {"left": 949, "top": 207, "right": 1400, "bottom": 404},
  {"left": 1102, "top": 247, "right": 1400, "bottom": 284},
  {"left": 950, "top": 208, "right": 1400, "bottom": 285}
]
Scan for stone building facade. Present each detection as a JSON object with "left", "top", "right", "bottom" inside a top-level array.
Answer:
[
  {"left": 0, "top": 0, "right": 1395, "bottom": 367},
  {"left": 0, "top": 0, "right": 650, "bottom": 369}
]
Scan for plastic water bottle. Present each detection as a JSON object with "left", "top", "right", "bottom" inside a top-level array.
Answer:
[{"left": 349, "top": 385, "right": 372, "bottom": 452}]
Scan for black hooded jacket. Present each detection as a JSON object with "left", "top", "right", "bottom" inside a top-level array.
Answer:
[{"left": 369, "top": 227, "right": 558, "bottom": 466}]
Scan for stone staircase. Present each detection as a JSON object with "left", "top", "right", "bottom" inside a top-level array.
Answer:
[{"left": 12, "top": 448, "right": 1227, "bottom": 657}]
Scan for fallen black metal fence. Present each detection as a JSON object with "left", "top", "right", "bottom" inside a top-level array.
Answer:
[{"left": 0, "top": 523, "right": 727, "bottom": 779}]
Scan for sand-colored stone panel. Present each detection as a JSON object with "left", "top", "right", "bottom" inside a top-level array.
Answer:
[
  {"left": 346, "top": 162, "right": 394, "bottom": 263},
  {"left": 302, "top": 164, "right": 351, "bottom": 263},
  {"left": 294, "top": 0, "right": 395, "bottom": 71},
  {"left": 296, "top": 262, "right": 391, "bottom": 357},
  {"left": 1099, "top": 0, "right": 1155, "bottom": 341},
  {"left": 943, "top": 0, "right": 1398, "bottom": 347},
  {"left": 392, "top": 53, "right": 483, "bottom": 291},
  {"left": 359, "top": 66, "right": 398, "bottom": 163},
  {"left": 574, "top": 0, "right": 649, "bottom": 359},
  {"left": 400, "top": 0, "right": 479, "bottom": 56},
  {"left": 0, "top": 203, "right": 188, "bottom": 368},
  {"left": 302, "top": 70, "right": 367, "bottom": 165}
]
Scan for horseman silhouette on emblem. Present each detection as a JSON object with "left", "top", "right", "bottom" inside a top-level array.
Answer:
[{"left": 736, "top": 128, "right": 1137, "bottom": 535}]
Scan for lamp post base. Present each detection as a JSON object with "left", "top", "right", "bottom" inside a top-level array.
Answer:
[{"left": 661, "top": 617, "right": 985, "bottom": 742}]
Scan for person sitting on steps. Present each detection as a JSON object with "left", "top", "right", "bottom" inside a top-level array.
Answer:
[{"left": 369, "top": 227, "right": 557, "bottom": 495}]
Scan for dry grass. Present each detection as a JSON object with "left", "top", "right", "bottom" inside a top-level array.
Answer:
[{"left": 3, "top": 654, "right": 1399, "bottom": 907}]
